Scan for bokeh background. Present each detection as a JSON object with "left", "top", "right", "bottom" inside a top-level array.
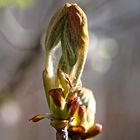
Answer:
[{"left": 0, "top": 0, "right": 140, "bottom": 140}]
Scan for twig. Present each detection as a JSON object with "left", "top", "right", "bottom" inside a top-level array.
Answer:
[{"left": 56, "top": 126, "right": 68, "bottom": 140}]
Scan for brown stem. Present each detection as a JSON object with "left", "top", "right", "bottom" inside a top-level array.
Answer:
[{"left": 56, "top": 126, "right": 68, "bottom": 140}]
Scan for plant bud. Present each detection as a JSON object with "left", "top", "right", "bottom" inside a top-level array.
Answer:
[
  {"left": 31, "top": 4, "right": 102, "bottom": 139},
  {"left": 44, "top": 4, "right": 68, "bottom": 52},
  {"left": 43, "top": 3, "right": 68, "bottom": 74},
  {"left": 67, "top": 4, "right": 89, "bottom": 55},
  {"left": 49, "top": 88, "right": 65, "bottom": 109},
  {"left": 67, "top": 97, "right": 79, "bottom": 116},
  {"left": 29, "top": 114, "right": 46, "bottom": 122},
  {"left": 77, "top": 88, "right": 96, "bottom": 129},
  {"left": 62, "top": 3, "right": 89, "bottom": 84},
  {"left": 69, "top": 124, "right": 102, "bottom": 139}
]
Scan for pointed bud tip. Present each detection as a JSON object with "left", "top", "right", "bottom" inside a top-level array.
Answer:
[{"left": 29, "top": 114, "right": 46, "bottom": 122}]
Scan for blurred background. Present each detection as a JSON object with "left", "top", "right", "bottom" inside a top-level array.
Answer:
[{"left": 0, "top": 0, "right": 140, "bottom": 140}]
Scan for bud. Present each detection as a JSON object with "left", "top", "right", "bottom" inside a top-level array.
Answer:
[
  {"left": 78, "top": 105, "right": 87, "bottom": 127},
  {"left": 62, "top": 3, "right": 89, "bottom": 84},
  {"left": 68, "top": 87, "right": 100, "bottom": 139},
  {"left": 81, "top": 124, "right": 102, "bottom": 139},
  {"left": 67, "top": 97, "right": 79, "bottom": 116},
  {"left": 49, "top": 88, "right": 65, "bottom": 109},
  {"left": 43, "top": 3, "right": 89, "bottom": 84},
  {"left": 77, "top": 88, "right": 96, "bottom": 130},
  {"left": 31, "top": 3, "right": 102, "bottom": 139},
  {"left": 42, "top": 3, "right": 68, "bottom": 76},
  {"left": 48, "top": 88, "right": 67, "bottom": 120},
  {"left": 44, "top": 3, "right": 69, "bottom": 52},
  {"left": 69, "top": 124, "right": 102, "bottom": 139},
  {"left": 29, "top": 114, "right": 46, "bottom": 122}
]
